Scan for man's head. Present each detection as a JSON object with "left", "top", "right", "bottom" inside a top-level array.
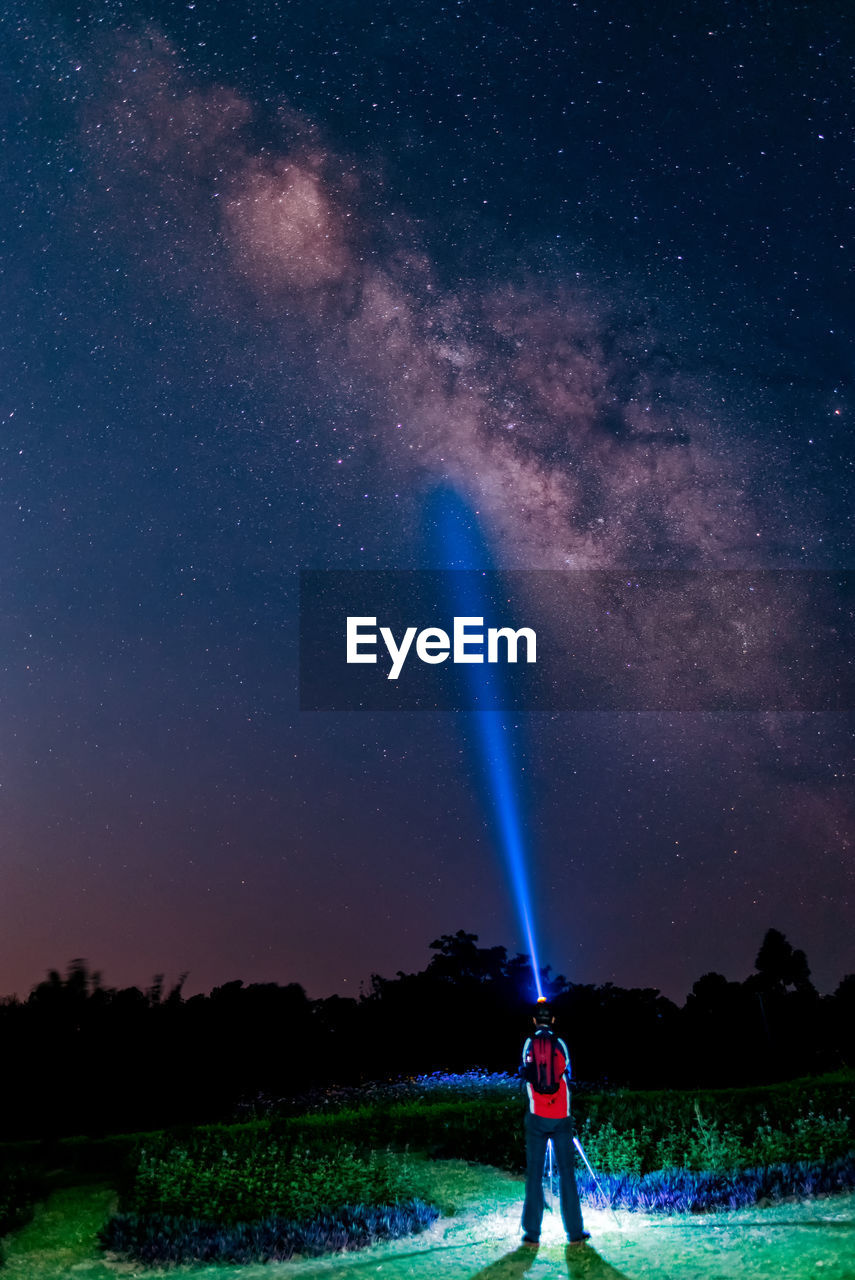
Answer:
[{"left": 533, "top": 996, "right": 554, "bottom": 1028}]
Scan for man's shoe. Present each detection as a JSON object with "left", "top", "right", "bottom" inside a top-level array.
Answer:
[
  {"left": 521, "top": 1235, "right": 540, "bottom": 1247},
  {"left": 567, "top": 1231, "right": 591, "bottom": 1245}
]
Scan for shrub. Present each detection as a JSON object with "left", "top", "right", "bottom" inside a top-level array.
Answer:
[
  {"left": 139, "top": 1075, "right": 855, "bottom": 1183},
  {"left": 752, "top": 1111, "right": 851, "bottom": 1165},
  {"left": 577, "top": 1155, "right": 855, "bottom": 1213},
  {"left": 128, "top": 1142, "right": 422, "bottom": 1222},
  {"left": 101, "top": 1199, "right": 440, "bottom": 1265},
  {"left": 101, "top": 1067, "right": 855, "bottom": 1270},
  {"left": 681, "top": 1103, "right": 747, "bottom": 1171},
  {"left": 572, "top": 1102, "right": 851, "bottom": 1175},
  {"left": 574, "top": 1119, "right": 649, "bottom": 1175},
  {"left": 105, "top": 1138, "right": 443, "bottom": 1265}
]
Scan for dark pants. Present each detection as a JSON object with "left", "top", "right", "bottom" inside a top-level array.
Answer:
[{"left": 521, "top": 1111, "right": 585, "bottom": 1242}]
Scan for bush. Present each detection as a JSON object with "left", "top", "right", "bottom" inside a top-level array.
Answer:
[
  {"left": 573, "top": 1102, "right": 851, "bottom": 1175},
  {"left": 128, "top": 1141, "right": 423, "bottom": 1222},
  {"left": 101, "top": 1199, "right": 440, "bottom": 1265},
  {"left": 97, "top": 1069, "right": 855, "bottom": 1267},
  {"left": 574, "top": 1120, "right": 648, "bottom": 1175},
  {"left": 105, "top": 1137, "right": 443, "bottom": 1265},
  {"left": 573, "top": 1074, "right": 854, "bottom": 1153},
  {"left": 577, "top": 1155, "right": 855, "bottom": 1213},
  {"left": 752, "top": 1111, "right": 851, "bottom": 1166},
  {"left": 140, "top": 1074, "right": 854, "bottom": 1184}
]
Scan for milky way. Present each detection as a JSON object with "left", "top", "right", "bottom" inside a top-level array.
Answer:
[
  {"left": 82, "top": 34, "right": 842, "bottom": 719},
  {"left": 87, "top": 35, "right": 767, "bottom": 577}
]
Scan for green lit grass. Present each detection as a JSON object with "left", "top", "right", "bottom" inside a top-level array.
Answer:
[
  {"left": 3, "top": 1171, "right": 855, "bottom": 1279},
  {"left": 392, "top": 1155, "right": 523, "bottom": 1216},
  {"left": 0, "top": 1185, "right": 116, "bottom": 1280}
]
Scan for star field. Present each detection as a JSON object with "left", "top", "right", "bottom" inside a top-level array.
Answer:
[{"left": 0, "top": 0, "right": 852, "bottom": 1001}]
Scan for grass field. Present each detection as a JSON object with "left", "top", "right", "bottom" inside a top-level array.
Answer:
[
  {"left": 3, "top": 1166, "right": 855, "bottom": 1280},
  {"left": 0, "top": 1184, "right": 117, "bottom": 1280}
]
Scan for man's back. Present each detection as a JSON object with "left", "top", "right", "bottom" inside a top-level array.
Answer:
[{"left": 522, "top": 1026, "right": 571, "bottom": 1118}]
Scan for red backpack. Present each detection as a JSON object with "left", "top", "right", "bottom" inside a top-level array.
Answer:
[{"left": 527, "top": 1029, "right": 565, "bottom": 1095}]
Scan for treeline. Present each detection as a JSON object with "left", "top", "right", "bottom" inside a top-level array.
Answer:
[{"left": 0, "top": 927, "right": 852, "bottom": 1139}]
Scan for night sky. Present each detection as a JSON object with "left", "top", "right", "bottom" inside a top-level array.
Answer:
[{"left": 2, "top": 0, "right": 853, "bottom": 1005}]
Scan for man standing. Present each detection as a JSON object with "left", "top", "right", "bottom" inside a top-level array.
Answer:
[{"left": 520, "top": 998, "right": 589, "bottom": 1247}]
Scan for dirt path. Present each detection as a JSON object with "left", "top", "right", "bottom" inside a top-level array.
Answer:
[{"left": 3, "top": 1181, "right": 854, "bottom": 1280}]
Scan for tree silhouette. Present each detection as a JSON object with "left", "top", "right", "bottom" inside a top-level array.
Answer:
[
  {"left": 754, "top": 927, "right": 817, "bottom": 995},
  {"left": 0, "top": 929, "right": 850, "bottom": 1139}
]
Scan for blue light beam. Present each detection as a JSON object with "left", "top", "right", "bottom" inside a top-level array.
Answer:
[
  {"left": 473, "top": 700, "right": 544, "bottom": 1000},
  {"left": 427, "top": 485, "right": 544, "bottom": 1000}
]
